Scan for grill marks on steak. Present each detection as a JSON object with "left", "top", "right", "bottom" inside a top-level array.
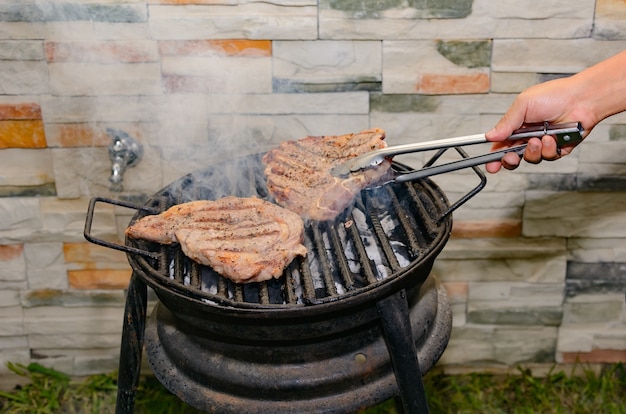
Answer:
[
  {"left": 262, "top": 128, "right": 391, "bottom": 221},
  {"left": 125, "top": 197, "right": 307, "bottom": 284}
]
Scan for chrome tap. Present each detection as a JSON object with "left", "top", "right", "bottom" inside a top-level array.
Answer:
[{"left": 107, "top": 128, "right": 143, "bottom": 192}]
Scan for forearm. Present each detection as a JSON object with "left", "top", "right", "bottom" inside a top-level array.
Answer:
[{"left": 571, "top": 50, "right": 626, "bottom": 125}]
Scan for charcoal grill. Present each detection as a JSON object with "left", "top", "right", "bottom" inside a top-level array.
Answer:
[{"left": 85, "top": 148, "right": 488, "bottom": 414}]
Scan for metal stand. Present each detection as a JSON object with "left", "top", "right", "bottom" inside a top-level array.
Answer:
[
  {"left": 377, "top": 289, "right": 430, "bottom": 414},
  {"left": 115, "top": 272, "right": 147, "bottom": 414}
]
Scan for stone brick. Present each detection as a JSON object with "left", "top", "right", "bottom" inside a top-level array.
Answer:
[
  {"left": 562, "top": 293, "right": 625, "bottom": 323},
  {"left": 609, "top": 124, "right": 626, "bottom": 141},
  {"left": 0, "top": 307, "right": 24, "bottom": 336},
  {"left": 467, "top": 282, "right": 564, "bottom": 326},
  {"left": 0, "top": 21, "right": 45, "bottom": 41},
  {"left": 523, "top": 191, "right": 626, "bottom": 238},
  {"left": 272, "top": 40, "right": 381, "bottom": 89},
  {"left": 23, "top": 242, "right": 68, "bottom": 290},
  {"left": 22, "top": 289, "right": 126, "bottom": 308},
  {"left": 452, "top": 220, "right": 522, "bottom": 238},
  {"left": 320, "top": 0, "right": 594, "bottom": 40},
  {"left": 489, "top": 72, "right": 538, "bottom": 93},
  {"left": 29, "top": 333, "right": 120, "bottom": 349},
  {"left": 437, "top": 237, "right": 566, "bottom": 260},
  {"left": 45, "top": 40, "right": 159, "bottom": 63},
  {"left": 566, "top": 265, "right": 626, "bottom": 300},
  {"left": 370, "top": 94, "right": 440, "bottom": 113},
  {"left": 568, "top": 238, "right": 626, "bottom": 263},
  {"left": 0, "top": 61, "right": 48, "bottom": 95},
  {"left": 48, "top": 62, "right": 162, "bottom": 96},
  {"left": 0, "top": 198, "right": 43, "bottom": 241},
  {"left": 0, "top": 2, "right": 147, "bottom": 23},
  {"left": 383, "top": 40, "right": 490, "bottom": 94},
  {"left": 440, "top": 324, "right": 558, "bottom": 365},
  {"left": 205, "top": 92, "right": 369, "bottom": 115},
  {"left": 321, "top": 0, "right": 472, "bottom": 19},
  {"left": 0, "top": 289, "right": 21, "bottom": 307},
  {"left": 492, "top": 39, "right": 626, "bottom": 73},
  {"left": 594, "top": 0, "right": 626, "bottom": 40},
  {"left": 148, "top": 3, "right": 318, "bottom": 40},
  {"left": 23, "top": 306, "right": 124, "bottom": 335},
  {"left": 40, "top": 197, "right": 115, "bottom": 243},
  {"left": 435, "top": 255, "right": 567, "bottom": 286},
  {"left": 68, "top": 269, "right": 131, "bottom": 290},
  {"left": 0, "top": 40, "right": 44, "bottom": 60},
  {"left": 161, "top": 55, "right": 272, "bottom": 94}
]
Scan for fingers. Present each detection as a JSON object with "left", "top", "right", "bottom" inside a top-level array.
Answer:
[
  {"left": 486, "top": 136, "right": 563, "bottom": 173},
  {"left": 523, "top": 137, "right": 543, "bottom": 164},
  {"left": 540, "top": 135, "right": 560, "bottom": 160}
]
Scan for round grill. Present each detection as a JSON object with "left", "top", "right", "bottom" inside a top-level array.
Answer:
[{"left": 124, "top": 154, "right": 452, "bottom": 316}]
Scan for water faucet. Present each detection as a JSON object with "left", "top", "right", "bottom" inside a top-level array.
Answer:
[{"left": 107, "top": 128, "right": 143, "bottom": 192}]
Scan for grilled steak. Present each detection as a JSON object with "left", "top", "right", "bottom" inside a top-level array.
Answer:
[
  {"left": 125, "top": 197, "right": 307, "bottom": 284},
  {"left": 262, "top": 128, "right": 391, "bottom": 221}
]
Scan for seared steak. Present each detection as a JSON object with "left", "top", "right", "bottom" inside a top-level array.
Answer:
[
  {"left": 262, "top": 128, "right": 391, "bottom": 221},
  {"left": 125, "top": 197, "right": 307, "bottom": 284}
]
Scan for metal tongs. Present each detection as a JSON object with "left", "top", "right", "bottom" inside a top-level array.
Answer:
[{"left": 331, "top": 122, "right": 584, "bottom": 182}]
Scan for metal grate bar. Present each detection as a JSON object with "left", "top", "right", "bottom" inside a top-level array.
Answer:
[
  {"left": 328, "top": 222, "right": 355, "bottom": 291},
  {"left": 385, "top": 186, "right": 424, "bottom": 257},
  {"left": 299, "top": 254, "right": 317, "bottom": 303},
  {"left": 346, "top": 211, "right": 379, "bottom": 285},
  {"left": 190, "top": 262, "right": 201, "bottom": 288},
  {"left": 174, "top": 249, "right": 185, "bottom": 284},
  {"left": 368, "top": 207, "right": 400, "bottom": 272},
  {"left": 311, "top": 225, "right": 338, "bottom": 298}
]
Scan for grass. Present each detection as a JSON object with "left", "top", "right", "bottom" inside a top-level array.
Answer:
[{"left": 0, "top": 362, "right": 625, "bottom": 413}]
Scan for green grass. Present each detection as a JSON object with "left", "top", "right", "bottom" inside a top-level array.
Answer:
[{"left": 1, "top": 362, "right": 625, "bottom": 413}]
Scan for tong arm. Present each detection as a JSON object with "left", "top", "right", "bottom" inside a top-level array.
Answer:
[{"left": 331, "top": 122, "right": 583, "bottom": 177}]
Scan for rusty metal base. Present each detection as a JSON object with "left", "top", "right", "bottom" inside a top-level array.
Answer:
[{"left": 143, "top": 275, "right": 452, "bottom": 414}]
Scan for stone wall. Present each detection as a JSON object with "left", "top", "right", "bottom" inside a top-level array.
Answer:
[{"left": 1, "top": 0, "right": 625, "bottom": 389}]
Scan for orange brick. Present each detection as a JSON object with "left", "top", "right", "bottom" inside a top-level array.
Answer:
[
  {"left": 561, "top": 349, "right": 626, "bottom": 364},
  {"left": 68, "top": 269, "right": 131, "bottom": 290},
  {"left": 451, "top": 220, "right": 522, "bottom": 238},
  {"left": 0, "top": 120, "right": 46, "bottom": 148},
  {"left": 46, "top": 124, "right": 113, "bottom": 148},
  {"left": 45, "top": 41, "right": 158, "bottom": 63},
  {"left": 0, "top": 244, "right": 24, "bottom": 261},
  {"left": 0, "top": 103, "right": 42, "bottom": 120},
  {"left": 159, "top": 39, "right": 272, "bottom": 57},
  {"left": 419, "top": 73, "right": 490, "bottom": 94},
  {"left": 442, "top": 282, "right": 468, "bottom": 301},
  {"left": 64, "top": 242, "right": 129, "bottom": 264}
]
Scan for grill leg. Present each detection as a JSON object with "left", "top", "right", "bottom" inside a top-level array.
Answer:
[
  {"left": 115, "top": 272, "right": 148, "bottom": 414},
  {"left": 376, "top": 289, "right": 430, "bottom": 414}
]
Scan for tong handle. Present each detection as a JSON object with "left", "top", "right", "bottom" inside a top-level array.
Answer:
[
  {"left": 332, "top": 122, "right": 583, "bottom": 177},
  {"left": 395, "top": 144, "right": 528, "bottom": 183},
  {"left": 507, "top": 121, "right": 583, "bottom": 146}
]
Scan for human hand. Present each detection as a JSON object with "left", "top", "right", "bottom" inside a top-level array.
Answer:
[{"left": 484, "top": 76, "right": 593, "bottom": 173}]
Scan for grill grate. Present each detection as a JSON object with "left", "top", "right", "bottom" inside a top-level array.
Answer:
[{"left": 127, "top": 161, "right": 449, "bottom": 308}]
